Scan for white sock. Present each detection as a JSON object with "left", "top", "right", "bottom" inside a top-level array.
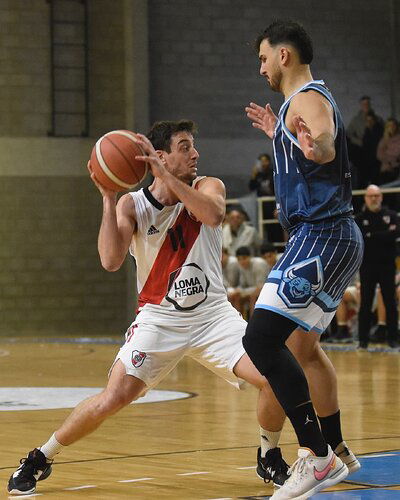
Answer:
[
  {"left": 260, "top": 427, "right": 282, "bottom": 456},
  {"left": 40, "top": 433, "right": 64, "bottom": 460}
]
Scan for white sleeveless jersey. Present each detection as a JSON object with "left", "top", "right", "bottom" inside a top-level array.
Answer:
[{"left": 129, "top": 177, "right": 228, "bottom": 324}]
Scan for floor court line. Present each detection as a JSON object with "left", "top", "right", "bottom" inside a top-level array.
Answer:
[
  {"left": 3, "top": 439, "right": 398, "bottom": 472},
  {"left": 117, "top": 477, "right": 154, "bottom": 483},
  {"left": 63, "top": 485, "right": 97, "bottom": 490},
  {"left": 177, "top": 471, "right": 211, "bottom": 476}
]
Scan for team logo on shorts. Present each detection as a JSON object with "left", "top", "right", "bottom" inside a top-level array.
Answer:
[
  {"left": 278, "top": 256, "right": 324, "bottom": 308},
  {"left": 131, "top": 350, "right": 146, "bottom": 368}
]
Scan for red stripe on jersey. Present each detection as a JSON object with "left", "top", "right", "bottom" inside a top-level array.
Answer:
[{"left": 138, "top": 208, "right": 202, "bottom": 306}]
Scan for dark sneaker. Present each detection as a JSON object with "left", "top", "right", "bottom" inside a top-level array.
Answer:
[
  {"left": 358, "top": 341, "right": 368, "bottom": 350},
  {"left": 8, "top": 448, "right": 52, "bottom": 495},
  {"left": 370, "top": 325, "right": 387, "bottom": 343},
  {"left": 256, "top": 447, "right": 290, "bottom": 488},
  {"left": 335, "top": 325, "right": 353, "bottom": 344}
]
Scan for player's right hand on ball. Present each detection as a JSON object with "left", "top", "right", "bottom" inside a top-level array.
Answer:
[{"left": 87, "top": 161, "right": 117, "bottom": 199}]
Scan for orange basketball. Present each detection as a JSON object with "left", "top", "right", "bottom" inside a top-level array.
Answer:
[{"left": 90, "top": 130, "right": 148, "bottom": 192}]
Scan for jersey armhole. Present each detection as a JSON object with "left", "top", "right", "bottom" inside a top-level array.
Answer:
[{"left": 128, "top": 191, "right": 142, "bottom": 255}]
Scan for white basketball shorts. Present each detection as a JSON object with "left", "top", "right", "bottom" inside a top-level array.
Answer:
[{"left": 112, "top": 301, "right": 247, "bottom": 391}]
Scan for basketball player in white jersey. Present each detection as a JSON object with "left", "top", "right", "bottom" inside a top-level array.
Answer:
[{"left": 8, "top": 120, "right": 291, "bottom": 495}]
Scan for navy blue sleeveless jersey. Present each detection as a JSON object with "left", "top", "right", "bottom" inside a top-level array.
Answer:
[{"left": 273, "top": 80, "right": 353, "bottom": 231}]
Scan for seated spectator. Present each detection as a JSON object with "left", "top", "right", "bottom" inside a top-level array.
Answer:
[
  {"left": 249, "top": 153, "right": 274, "bottom": 196},
  {"left": 221, "top": 247, "right": 241, "bottom": 312},
  {"left": 235, "top": 246, "right": 269, "bottom": 318},
  {"left": 377, "top": 117, "right": 400, "bottom": 184},
  {"left": 222, "top": 208, "right": 261, "bottom": 256},
  {"left": 326, "top": 278, "right": 392, "bottom": 345},
  {"left": 369, "top": 286, "right": 389, "bottom": 343},
  {"left": 370, "top": 269, "right": 400, "bottom": 342},
  {"left": 328, "top": 279, "right": 360, "bottom": 343},
  {"left": 260, "top": 242, "right": 278, "bottom": 271}
]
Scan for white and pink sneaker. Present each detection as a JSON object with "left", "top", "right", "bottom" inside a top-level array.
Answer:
[{"left": 271, "top": 445, "right": 348, "bottom": 499}]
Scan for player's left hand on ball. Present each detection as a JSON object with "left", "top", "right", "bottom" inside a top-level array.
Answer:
[{"left": 293, "top": 115, "right": 316, "bottom": 161}]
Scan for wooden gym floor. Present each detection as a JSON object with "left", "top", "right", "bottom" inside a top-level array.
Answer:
[{"left": 0, "top": 337, "right": 399, "bottom": 499}]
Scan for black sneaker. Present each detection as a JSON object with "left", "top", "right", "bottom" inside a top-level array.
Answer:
[
  {"left": 256, "top": 447, "right": 290, "bottom": 488},
  {"left": 335, "top": 325, "right": 353, "bottom": 344},
  {"left": 8, "top": 448, "right": 52, "bottom": 495},
  {"left": 370, "top": 325, "right": 387, "bottom": 343}
]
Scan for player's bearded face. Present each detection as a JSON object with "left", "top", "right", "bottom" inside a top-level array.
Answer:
[
  {"left": 259, "top": 40, "right": 282, "bottom": 92},
  {"left": 165, "top": 132, "right": 199, "bottom": 184},
  {"left": 268, "top": 63, "right": 282, "bottom": 92}
]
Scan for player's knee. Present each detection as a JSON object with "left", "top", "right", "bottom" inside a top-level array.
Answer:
[
  {"left": 94, "top": 390, "right": 132, "bottom": 418},
  {"left": 243, "top": 308, "right": 297, "bottom": 375}
]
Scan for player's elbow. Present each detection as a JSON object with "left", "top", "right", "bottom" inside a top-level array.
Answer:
[
  {"left": 100, "top": 256, "right": 123, "bottom": 272},
  {"left": 209, "top": 209, "right": 225, "bottom": 228}
]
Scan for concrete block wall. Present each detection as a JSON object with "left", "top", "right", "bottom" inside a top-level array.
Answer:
[
  {"left": 88, "top": 0, "right": 127, "bottom": 137},
  {"left": 0, "top": 177, "right": 128, "bottom": 336},
  {"left": 0, "top": 0, "right": 51, "bottom": 136},
  {"left": 148, "top": 0, "right": 395, "bottom": 196},
  {"left": 0, "top": 0, "right": 131, "bottom": 336}
]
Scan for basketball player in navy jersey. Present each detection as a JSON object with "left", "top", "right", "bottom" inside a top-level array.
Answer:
[{"left": 243, "top": 20, "right": 364, "bottom": 498}]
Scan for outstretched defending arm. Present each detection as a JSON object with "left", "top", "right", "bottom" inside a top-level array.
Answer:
[
  {"left": 245, "top": 102, "right": 278, "bottom": 139},
  {"left": 289, "top": 91, "right": 336, "bottom": 165}
]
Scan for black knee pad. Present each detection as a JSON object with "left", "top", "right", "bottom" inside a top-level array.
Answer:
[{"left": 243, "top": 308, "right": 297, "bottom": 375}]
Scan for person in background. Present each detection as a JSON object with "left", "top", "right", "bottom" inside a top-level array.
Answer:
[
  {"left": 260, "top": 242, "right": 279, "bottom": 270},
  {"left": 249, "top": 153, "right": 274, "bottom": 196},
  {"left": 361, "top": 111, "right": 383, "bottom": 187},
  {"left": 377, "top": 117, "right": 400, "bottom": 185},
  {"left": 327, "top": 277, "right": 359, "bottom": 344},
  {"left": 221, "top": 246, "right": 241, "bottom": 312},
  {"left": 235, "top": 246, "right": 269, "bottom": 318},
  {"left": 355, "top": 184, "right": 400, "bottom": 349},
  {"left": 347, "top": 95, "right": 382, "bottom": 188},
  {"left": 222, "top": 208, "right": 261, "bottom": 256}
]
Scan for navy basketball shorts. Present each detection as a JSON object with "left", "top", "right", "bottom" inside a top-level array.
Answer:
[{"left": 256, "top": 217, "right": 364, "bottom": 333}]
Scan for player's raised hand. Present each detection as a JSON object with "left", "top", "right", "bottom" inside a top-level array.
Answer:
[
  {"left": 245, "top": 102, "right": 277, "bottom": 139},
  {"left": 132, "top": 133, "right": 167, "bottom": 179},
  {"left": 293, "top": 115, "right": 317, "bottom": 161}
]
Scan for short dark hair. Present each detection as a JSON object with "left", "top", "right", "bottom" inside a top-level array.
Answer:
[
  {"left": 147, "top": 120, "right": 197, "bottom": 152},
  {"left": 227, "top": 206, "right": 247, "bottom": 218},
  {"left": 360, "top": 95, "right": 371, "bottom": 101},
  {"left": 255, "top": 20, "right": 313, "bottom": 64},
  {"left": 258, "top": 153, "right": 271, "bottom": 161},
  {"left": 260, "top": 242, "right": 277, "bottom": 255},
  {"left": 236, "top": 246, "right": 251, "bottom": 257}
]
